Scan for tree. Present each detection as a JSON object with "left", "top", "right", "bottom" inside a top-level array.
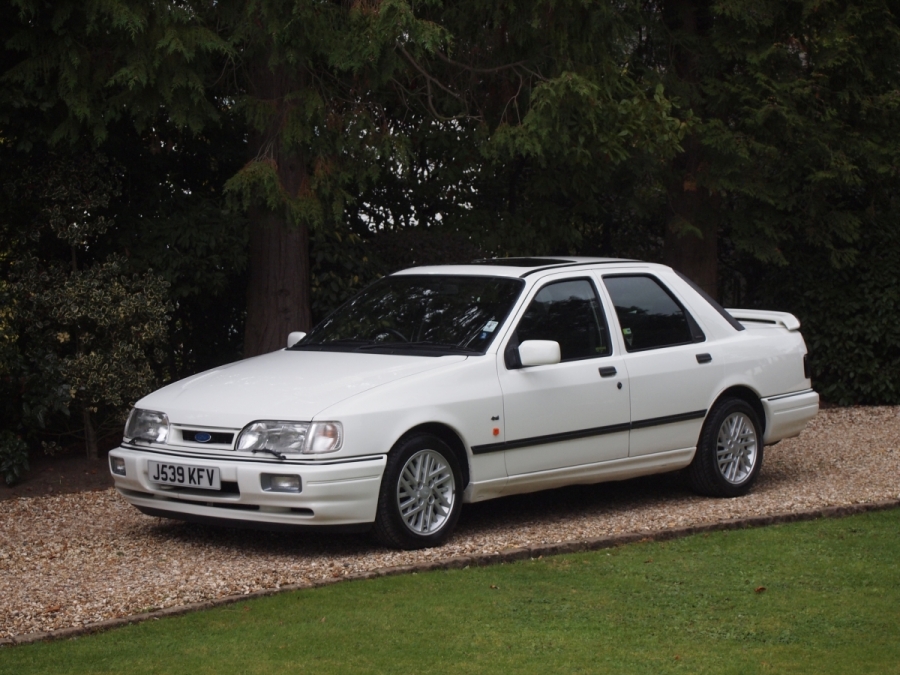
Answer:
[
  {"left": 3, "top": 0, "right": 688, "bottom": 356},
  {"left": 632, "top": 0, "right": 900, "bottom": 297}
]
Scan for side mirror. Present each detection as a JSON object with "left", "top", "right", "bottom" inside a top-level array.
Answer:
[
  {"left": 518, "top": 340, "right": 561, "bottom": 367},
  {"left": 287, "top": 331, "right": 307, "bottom": 348}
]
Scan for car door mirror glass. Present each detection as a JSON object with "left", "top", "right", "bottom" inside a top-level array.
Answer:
[{"left": 519, "top": 340, "right": 561, "bottom": 367}]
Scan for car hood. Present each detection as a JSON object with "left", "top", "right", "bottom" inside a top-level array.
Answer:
[{"left": 136, "top": 350, "right": 468, "bottom": 428}]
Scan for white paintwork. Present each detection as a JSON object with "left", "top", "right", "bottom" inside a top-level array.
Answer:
[
  {"left": 110, "top": 257, "right": 819, "bottom": 533},
  {"left": 762, "top": 389, "right": 821, "bottom": 444},
  {"left": 726, "top": 309, "right": 802, "bottom": 331},
  {"left": 111, "top": 447, "right": 386, "bottom": 525},
  {"left": 500, "top": 447, "right": 696, "bottom": 497},
  {"left": 134, "top": 350, "right": 468, "bottom": 428},
  {"left": 518, "top": 340, "right": 561, "bottom": 367},
  {"left": 498, "top": 352, "right": 630, "bottom": 475}
]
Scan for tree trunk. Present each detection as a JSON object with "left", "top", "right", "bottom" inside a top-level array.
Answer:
[
  {"left": 242, "top": 63, "right": 313, "bottom": 358},
  {"left": 662, "top": 0, "right": 719, "bottom": 298},
  {"left": 664, "top": 135, "right": 718, "bottom": 297},
  {"left": 244, "top": 205, "right": 311, "bottom": 357}
]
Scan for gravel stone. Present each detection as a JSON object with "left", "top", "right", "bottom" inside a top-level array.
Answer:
[{"left": 1, "top": 406, "right": 898, "bottom": 641}]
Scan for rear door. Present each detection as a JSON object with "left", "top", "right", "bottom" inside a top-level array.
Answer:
[{"left": 600, "top": 273, "right": 724, "bottom": 457}]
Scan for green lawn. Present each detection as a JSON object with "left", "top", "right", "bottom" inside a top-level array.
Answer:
[{"left": 3, "top": 509, "right": 899, "bottom": 675}]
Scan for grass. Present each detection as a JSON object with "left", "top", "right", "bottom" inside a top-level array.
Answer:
[{"left": 2, "top": 509, "right": 900, "bottom": 674}]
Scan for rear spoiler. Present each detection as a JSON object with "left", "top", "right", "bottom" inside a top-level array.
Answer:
[{"left": 725, "top": 309, "right": 801, "bottom": 331}]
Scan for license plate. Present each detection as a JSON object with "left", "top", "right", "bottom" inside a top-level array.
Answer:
[{"left": 148, "top": 461, "right": 221, "bottom": 490}]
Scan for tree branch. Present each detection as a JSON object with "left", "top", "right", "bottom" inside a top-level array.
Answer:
[{"left": 397, "top": 45, "right": 463, "bottom": 101}]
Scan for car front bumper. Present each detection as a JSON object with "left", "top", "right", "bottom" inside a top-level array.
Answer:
[{"left": 108, "top": 446, "right": 387, "bottom": 530}]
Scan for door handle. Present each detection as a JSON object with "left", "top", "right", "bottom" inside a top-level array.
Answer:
[
  {"left": 598, "top": 366, "right": 618, "bottom": 378},
  {"left": 696, "top": 353, "right": 712, "bottom": 364}
]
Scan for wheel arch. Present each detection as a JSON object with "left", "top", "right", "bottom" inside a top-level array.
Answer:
[
  {"left": 712, "top": 386, "right": 766, "bottom": 435},
  {"left": 394, "top": 422, "right": 471, "bottom": 489}
]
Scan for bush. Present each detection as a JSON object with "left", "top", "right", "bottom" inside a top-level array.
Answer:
[
  {"left": 755, "top": 223, "right": 900, "bottom": 405},
  {"left": 0, "top": 431, "right": 29, "bottom": 486}
]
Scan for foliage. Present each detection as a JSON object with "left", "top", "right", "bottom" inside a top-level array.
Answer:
[
  {"left": 0, "top": 151, "right": 173, "bottom": 458},
  {"left": 0, "top": 430, "right": 29, "bottom": 485},
  {"left": 701, "top": 0, "right": 900, "bottom": 269},
  {"left": 6, "top": 255, "right": 172, "bottom": 415},
  {"left": 1, "top": 0, "right": 228, "bottom": 146},
  {"left": 3, "top": 0, "right": 690, "bottom": 351},
  {"left": 755, "top": 220, "right": 900, "bottom": 405},
  {"left": 310, "top": 227, "right": 382, "bottom": 323}
]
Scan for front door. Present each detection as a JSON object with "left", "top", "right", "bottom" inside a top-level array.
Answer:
[{"left": 496, "top": 277, "right": 631, "bottom": 476}]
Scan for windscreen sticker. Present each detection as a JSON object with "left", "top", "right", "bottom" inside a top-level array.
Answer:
[{"left": 483, "top": 320, "right": 499, "bottom": 333}]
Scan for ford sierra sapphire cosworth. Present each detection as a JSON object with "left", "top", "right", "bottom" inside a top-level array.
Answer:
[{"left": 109, "top": 258, "right": 818, "bottom": 549}]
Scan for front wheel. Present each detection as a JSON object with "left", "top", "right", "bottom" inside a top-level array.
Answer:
[
  {"left": 686, "top": 398, "right": 763, "bottom": 498},
  {"left": 373, "top": 433, "right": 463, "bottom": 549}
]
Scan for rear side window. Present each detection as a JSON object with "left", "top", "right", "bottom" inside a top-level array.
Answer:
[
  {"left": 603, "top": 275, "right": 703, "bottom": 351},
  {"left": 674, "top": 270, "right": 745, "bottom": 331},
  {"left": 513, "top": 279, "right": 611, "bottom": 362}
]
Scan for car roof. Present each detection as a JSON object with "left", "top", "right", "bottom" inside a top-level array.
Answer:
[{"left": 391, "top": 257, "right": 655, "bottom": 279}]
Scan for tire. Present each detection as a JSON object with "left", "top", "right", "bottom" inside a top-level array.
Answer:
[
  {"left": 373, "top": 433, "right": 463, "bottom": 550},
  {"left": 686, "top": 398, "right": 763, "bottom": 498}
]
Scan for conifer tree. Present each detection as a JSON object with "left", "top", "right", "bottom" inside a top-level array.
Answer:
[{"left": 3, "top": 0, "right": 687, "bottom": 355}]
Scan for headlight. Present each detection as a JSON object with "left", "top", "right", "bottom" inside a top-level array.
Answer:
[
  {"left": 124, "top": 409, "right": 169, "bottom": 444},
  {"left": 236, "top": 421, "right": 343, "bottom": 455}
]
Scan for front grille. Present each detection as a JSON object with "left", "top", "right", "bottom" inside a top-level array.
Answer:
[
  {"left": 182, "top": 430, "right": 235, "bottom": 445},
  {"left": 170, "top": 425, "right": 239, "bottom": 450}
]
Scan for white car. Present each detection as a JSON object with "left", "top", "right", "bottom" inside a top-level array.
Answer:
[{"left": 109, "top": 257, "right": 819, "bottom": 549}]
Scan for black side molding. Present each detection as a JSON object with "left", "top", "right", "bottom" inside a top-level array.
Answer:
[{"left": 471, "top": 409, "right": 707, "bottom": 455}]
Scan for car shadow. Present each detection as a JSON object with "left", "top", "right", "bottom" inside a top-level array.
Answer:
[{"left": 139, "top": 471, "right": 697, "bottom": 559}]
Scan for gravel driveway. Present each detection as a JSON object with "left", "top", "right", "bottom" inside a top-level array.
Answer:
[{"left": 2, "top": 406, "right": 898, "bottom": 642}]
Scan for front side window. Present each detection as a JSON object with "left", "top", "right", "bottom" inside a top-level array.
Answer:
[
  {"left": 294, "top": 275, "right": 524, "bottom": 355},
  {"left": 511, "top": 279, "right": 611, "bottom": 363},
  {"left": 603, "top": 275, "right": 702, "bottom": 351}
]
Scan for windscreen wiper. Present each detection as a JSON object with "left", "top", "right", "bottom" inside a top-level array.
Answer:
[
  {"left": 356, "top": 341, "right": 480, "bottom": 353},
  {"left": 290, "top": 339, "right": 376, "bottom": 350},
  {"left": 252, "top": 447, "right": 286, "bottom": 460}
]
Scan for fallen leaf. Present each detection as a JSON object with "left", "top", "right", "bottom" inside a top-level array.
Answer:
[{"left": 755, "top": 586, "right": 767, "bottom": 594}]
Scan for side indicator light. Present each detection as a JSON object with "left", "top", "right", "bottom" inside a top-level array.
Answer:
[{"left": 110, "top": 456, "right": 126, "bottom": 476}]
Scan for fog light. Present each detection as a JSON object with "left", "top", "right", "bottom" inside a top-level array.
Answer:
[
  {"left": 110, "top": 456, "right": 126, "bottom": 476},
  {"left": 261, "top": 474, "right": 301, "bottom": 493}
]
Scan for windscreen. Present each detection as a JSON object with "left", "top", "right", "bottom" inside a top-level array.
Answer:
[{"left": 294, "top": 275, "right": 524, "bottom": 355}]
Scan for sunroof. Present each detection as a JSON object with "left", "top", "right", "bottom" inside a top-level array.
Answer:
[{"left": 471, "top": 257, "right": 575, "bottom": 267}]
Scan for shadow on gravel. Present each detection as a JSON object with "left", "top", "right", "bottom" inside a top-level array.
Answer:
[{"left": 135, "top": 471, "right": 698, "bottom": 559}]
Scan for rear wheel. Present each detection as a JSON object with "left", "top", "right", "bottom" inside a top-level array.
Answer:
[
  {"left": 373, "top": 433, "right": 462, "bottom": 549},
  {"left": 686, "top": 398, "right": 763, "bottom": 497}
]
